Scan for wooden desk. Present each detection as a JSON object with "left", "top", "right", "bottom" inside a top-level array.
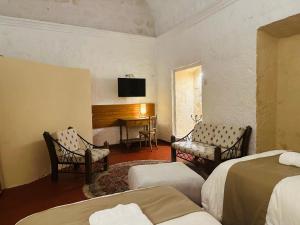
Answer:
[{"left": 118, "top": 117, "right": 149, "bottom": 148}]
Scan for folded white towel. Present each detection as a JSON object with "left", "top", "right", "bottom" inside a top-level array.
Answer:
[
  {"left": 279, "top": 152, "right": 300, "bottom": 168},
  {"left": 89, "top": 203, "right": 153, "bottom": 225}
]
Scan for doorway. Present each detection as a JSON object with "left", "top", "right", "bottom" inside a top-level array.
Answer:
[{"left": 173, "top": 65, "right": 202, "bottom": 137}]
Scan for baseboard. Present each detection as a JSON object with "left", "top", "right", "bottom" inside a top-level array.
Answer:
[
  {"left": 108, "top": 143, "right": 122, "bottom": 148},
  {"left": 158, "top": 139, "right": 171, "bottom": 145},
  {"left": 109, "top": 139, "right": 170, "bottom": 149}
]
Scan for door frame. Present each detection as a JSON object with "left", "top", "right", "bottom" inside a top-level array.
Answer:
[{"left": 172, "top": 62, "right": 202, "bottom": 137}]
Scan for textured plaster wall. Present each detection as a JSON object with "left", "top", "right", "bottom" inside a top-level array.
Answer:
[
  {"left": 0, "top": 16, "right": 156, "bottom": 146},
  {"left": 156, "top": 0, "right": 300, "bottom": 154},
  {"left": 175, "top": 70, "right": 195, "bottom": 137},
  {"left": 1, "top": 1, "right": 300, "bottom": 156},
  {"left": 276, "top": 34, "right": 300, "bottom": 151},
  {"left": 256, "top": 31, "right": 278, "bottom": 152},
  {"left": 0, "top": 0, "right": 155, "bottom": 36}
]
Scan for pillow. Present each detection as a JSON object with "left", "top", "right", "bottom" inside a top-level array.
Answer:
[{"left": 279, "top": 152, "right": 300, "bottom": 168}]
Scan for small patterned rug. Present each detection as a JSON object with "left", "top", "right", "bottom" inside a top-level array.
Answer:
[{"left": 83, "top": 160, "right": 168, "bottom": 198}]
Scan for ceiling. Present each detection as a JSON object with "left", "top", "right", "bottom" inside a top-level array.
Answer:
[
  {"left": 145, "top": 0, "right": 221, "bottom": 35},
  {"left": 0, "top": 0, "right": 220, "bottom": 36}
]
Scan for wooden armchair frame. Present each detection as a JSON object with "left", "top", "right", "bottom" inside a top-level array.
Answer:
[
  {"left": 171, "top": 126, "right": 252, "bottom": 171},
  {"left": 43, "top": 127, "right": 109, "bottom": 184}
]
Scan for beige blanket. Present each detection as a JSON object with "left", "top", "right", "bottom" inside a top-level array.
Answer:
[
  {"left": 16, "top": 186, "right": 201, "bottom": 225},
  {"left": 223, "top": 155, "right": 300, "bottom": 225}
]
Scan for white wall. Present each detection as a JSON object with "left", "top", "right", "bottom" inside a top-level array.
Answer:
[
  {"left": 0, "top": 16, "right": 156, "bottom": 145},
  {"left": 1, "top": 1, "right": 300, "bottom": 153},
  {"left": 155, "top": 0, "right": 300, "bottom": 154}
]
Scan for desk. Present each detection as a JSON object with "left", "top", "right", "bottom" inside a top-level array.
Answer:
[{"left": 119, "top": 117, "right": 149, "bottom": 148}]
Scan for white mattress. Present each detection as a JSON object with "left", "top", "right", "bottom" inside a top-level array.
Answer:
[
  {"left": 201, "top": 150, "right": 300, "bottom": 225},
  {"left": 128, "top": 162, "right": 205, "bottom": 205}
]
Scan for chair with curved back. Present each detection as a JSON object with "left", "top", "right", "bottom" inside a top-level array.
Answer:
[
  {"left": 43, "top": 127, "right": 110, "bottom": 184},
  {"left": 139, "top": 115, "right": 158, "bottom": 150}
]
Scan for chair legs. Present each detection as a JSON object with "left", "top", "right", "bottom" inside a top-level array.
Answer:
[
  {"left": 149, "top": 136, "right": 152, "bottom": 150},
  {"left": 49, "top": 152, "right": 109, "bottom": 185},
  {"left": 51, "top": 163, "right": 58, "bottom": 182},
  {"left": 103, "top": 156, "right": 109, "bottom": 171},
  {"left": 171, "top": 148, "right": 177, "bottom": 162},
  {"left": 139, "top": 133, "right": 142, "bottom": 149},
  {"left": 139, "top": 133, "right": 158, "bottom": 150},
  {"left": 85, "top": 149, "right": 92, "bottom": 184},
  {"left": 73, "top": 163, "right": 80, "bottom": 170},
  {"left": 149, "top": 134, "right": 158, "bottom": 150}
]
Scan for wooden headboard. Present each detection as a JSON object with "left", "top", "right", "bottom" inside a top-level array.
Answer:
[{"left": 92, "top": 103, "right": 155, "bottom": 128}]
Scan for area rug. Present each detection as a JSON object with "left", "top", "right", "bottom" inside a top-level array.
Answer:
[{"left": 83, "top": 160, "right": 168, "bottom": 198}]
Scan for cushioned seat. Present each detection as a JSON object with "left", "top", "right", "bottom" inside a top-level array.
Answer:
[
  {"left": 171, "top": 141, "right": 239, "bottom": 161},
  {"left": 171, "top": 141, "right": 217, "bottom": 161},
  {"left": 55, "top": 128, "right": 110, "bottom": 163},
  {"left": 58, "top": 148, "right": 110, "bottom": 163},
  {"left": 171, "top": 122, "right": 252, "bottom": 167}
]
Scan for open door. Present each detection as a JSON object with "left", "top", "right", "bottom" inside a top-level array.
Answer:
[{"left": 173, "top": 65, "right": 203, "bottom": 137}]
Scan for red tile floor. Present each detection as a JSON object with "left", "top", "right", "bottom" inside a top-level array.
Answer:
[{"left": 0, "top": 142, "right": 171, "bottom": 225}]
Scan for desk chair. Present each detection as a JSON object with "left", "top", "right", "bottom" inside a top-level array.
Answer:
[{"left": 139, "top": 115, "right": 158, "bottom": 150}]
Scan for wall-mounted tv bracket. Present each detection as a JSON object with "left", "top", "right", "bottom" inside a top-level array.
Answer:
[{"left": 125, "top": 74, "right": 134, "bottom": 78}]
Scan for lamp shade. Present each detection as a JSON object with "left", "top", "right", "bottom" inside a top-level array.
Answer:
[{"left": 140, "top": 104, "right": 147, "bottom": 116}]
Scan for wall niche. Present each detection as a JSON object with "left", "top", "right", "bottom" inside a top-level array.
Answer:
[{"left": 257, "top": 14, "right": 300, "bottom": 152}]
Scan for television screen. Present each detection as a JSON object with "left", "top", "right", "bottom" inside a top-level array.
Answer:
[{"left": 118, "top": 78, "right": 146, "bottom": 97}]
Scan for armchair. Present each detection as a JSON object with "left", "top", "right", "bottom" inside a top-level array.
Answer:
[
  {"left": 43, "top": 127, "right": 110, "bottom": 184},
  {"left": 171, "top": 122, "right": 252, "bottom": 173}
]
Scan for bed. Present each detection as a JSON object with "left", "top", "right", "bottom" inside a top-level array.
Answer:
[
  {"left": 201, "top": 150, "right": 300, "bottom": 225},
  {"left": 16, "top": 186, "right": 221, "bottom": 225}
]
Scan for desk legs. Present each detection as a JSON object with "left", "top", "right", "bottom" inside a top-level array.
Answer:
[
  {"left": 119, "top": 125, "right": 123, "bottom": 144},
  {"left": 120, "top": 125, "right": 130, "bottom": 149},
  {"left": 125, "top": 126, "right": 129, "bottom": 149}
]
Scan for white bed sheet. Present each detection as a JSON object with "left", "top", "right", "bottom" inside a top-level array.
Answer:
[
  {"left": 17, "top": 186, "right": 221, "bottom": 225},
  {"left": 158, "top": 212, "right": 221, "bottom": 225},
  {"left": 266, "top": 175, "right": 300, "bottom": 225},
  {"left": 201, "top": 150, "right": 290, "bottom": 223}
]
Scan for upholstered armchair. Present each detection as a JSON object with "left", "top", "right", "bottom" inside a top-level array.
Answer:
[
  {"left": 171, "top": 122, "right": 252, "bottom": 172},
  {"left": 43, "top": 127, "right": 110, "bottom": 184}
]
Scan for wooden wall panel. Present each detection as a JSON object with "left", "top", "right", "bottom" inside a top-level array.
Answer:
[{"left": 92, "top": 103, "right": 155, "bottom": 128}]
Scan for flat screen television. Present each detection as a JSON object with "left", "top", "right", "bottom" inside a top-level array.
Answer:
[{"left": 118, "top": 78, "right": 146, "bottom": 97}]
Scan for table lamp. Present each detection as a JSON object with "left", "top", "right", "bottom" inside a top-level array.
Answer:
[{"left": 140, "top": 104, "right": 147, "bottom": 118}]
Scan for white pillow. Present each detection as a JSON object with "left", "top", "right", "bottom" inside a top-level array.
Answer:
[{"left": 279, "top": 152, "right": 300, "bottom": 168}]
